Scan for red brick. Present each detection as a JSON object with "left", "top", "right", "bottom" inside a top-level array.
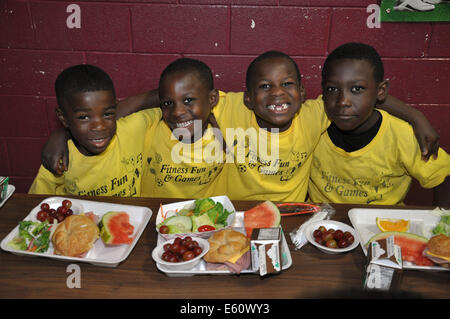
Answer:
[
  {"left": 6, "top": 138, "right": 46, "bottom": 177},
  {"left": 186, "top": 54, "right": 252, "bottom": 92},
  {"left": 0, "top": 138, "right": 10, "bottom": 175},
  {"left": 31, "top": 2, "right": 130, "bottom": 52},
  {"left": 86, "top": 53, "right": 179, "bottom": 98},
  {"left": 294, "top": 56, "right": 327, "bottom": 100},
  {"left": 131, "top": 5, "right": 228, "bottom": 54},
  {"left": 0, "top": 50, "right": 84, "bottom": 96},
  {"left": 0, "top": 96, "right": 49, "bottom": 137},
  {"left": 413, "top": 104, "right": 450, "bottom": 152},
  {"left": 45, "top": 98, "right": 64, "bottom": 133},
  {"left": 230, "top": 7, "right": 330, "bottom": 56},
  {"left": 182, "top": 0, "right": 276, "bottom": 4},
  {"left": 383, "top": 59, "right": 450, "bottom": 105},
  {"left": 8, "top": 176, "right": 34, "bottom": 194},
  {"left": 428, "top": 23, "right": 450, "bottom": 57},
  {"left": 0, "top": 0, "right": 36, "bottom": 49},
  {"left": 404, "top": 179, "right": 433, "bottom": 206},
  {"left": 329, "top": 8, "right": 432, "bottom": 57},
  {"left": 280, "top": 0, "right": 374, "bottom": 6}
]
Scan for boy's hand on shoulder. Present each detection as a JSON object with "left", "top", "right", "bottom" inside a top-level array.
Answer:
[
  {"left": 412, "top": 114, "right": 440, "bottom": 161},
  {"left": 41, "top": 128, "right": 70, "bottom": 175}
]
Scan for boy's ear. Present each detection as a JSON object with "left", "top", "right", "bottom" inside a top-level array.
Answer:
[
  {"left": 55, "top": 107, "right": 69, "bottom": 128},
  {"left": 377, "top": 80, "right": 389, "bottom": 103},
  {"left": 243, "top": 91, "right": 253, "bottom": 110},
  {"left": 299, "top": 84, "right": 306, "bottom": 104},
  {"left": 209, "top": 89, "right": 219, "bottom": 108}
]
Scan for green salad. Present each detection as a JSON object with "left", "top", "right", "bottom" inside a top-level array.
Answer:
[
  {"left": 432, "top": 215, "right": 450, "bottom": 236},
  {"left": 157, "top": 198, "right": 233, "bottom": 234},
  {"left": 8, "top": 220, "right": 56, "bottom": 253}
]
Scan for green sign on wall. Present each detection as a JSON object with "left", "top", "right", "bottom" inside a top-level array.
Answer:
[{"left": 380, "top": 0, "right": 450, "bottom": 21}]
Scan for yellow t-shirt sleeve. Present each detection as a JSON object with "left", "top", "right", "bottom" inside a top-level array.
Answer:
[
  {"left": 28, "top": 165, "right": 64, "bottom": 194},
  {"left": 303, "top": 95, "right": 330, "bottom": 133}
]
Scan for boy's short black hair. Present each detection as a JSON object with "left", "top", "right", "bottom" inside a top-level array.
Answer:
[
  {"left": 246, "top": 51, "right": 302, "bottom": 90},
  {"left": 322, "top": 42, "right": 384, "bottom": 83},
  {"left": 55, "top": 64, "right": 115, "bottom": 109},
  {"left": 159, "top": 58, "right": 214, "bottom": 92}
]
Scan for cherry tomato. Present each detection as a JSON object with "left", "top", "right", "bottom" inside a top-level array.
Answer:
[
  {"left": 345, "top": 233, "right": 355, "bottom": 245},
  {"left": 313, "top": 229, "right": 322, "bottom": 239},
  {"left": 40, "top": 203, "right": 50, "bottom": 212},
  {"left": 163, "top": 243, "right": 172, "bottom": 252},
  {"left": 198, "top": 225, "right": 215, "bottom": 232},
  {"left": 334, "top": 230, "right": 344, "bottom": 241},
  {"left": 338, "top": 238, "right": 348, "bottom": 248},
  {"left": 326, "top": 239, "right": 338, "bottom": 248},
  {"left": 159, "top": 225, "right": 169, "bottom": 234}
]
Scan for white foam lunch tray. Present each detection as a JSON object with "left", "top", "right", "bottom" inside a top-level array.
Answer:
[
  {"left": 0, "top": 196, "right": 152, "bottom": 267},
  {"left": 155, "top": 196, "right": 292, "bottom": 276},
  {"left": 348, "top": 207, "right": 448, "bottom": 271},
  {"left": 0, "top": 184, "right": 15, "bottom": 208}
]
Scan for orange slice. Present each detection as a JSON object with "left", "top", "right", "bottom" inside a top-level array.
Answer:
[{"left": 376, "top": 218, "right": 410, "bottom": 232}]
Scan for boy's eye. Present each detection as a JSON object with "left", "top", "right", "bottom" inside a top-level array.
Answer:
[
  {"left": 161, "top": 100, "right": 173, "bottom": 108},
  {"left": 104, "top": 111, "right": 116, "bottom": 118},
  {"left": 325, "top": 86, "right": 338, "bottom": 93},
  {"left": 183, "top": 97, "right": 194, "bottom": 104},
  {"left": 351, "top": 86, "right": 364, "bottom": 93},
  {"left": 282, "top": 81, "right": 295, "bottom": 87},
  {"left": 76, "top": 114, "right": 89, "bottom": 120},
  {"left": 258, "top": 83, "right": 270, "bottom": 90}
]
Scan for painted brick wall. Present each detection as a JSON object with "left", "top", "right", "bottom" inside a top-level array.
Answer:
[{"left": 0, "top": 0, "right": 448, "bottom": 205}]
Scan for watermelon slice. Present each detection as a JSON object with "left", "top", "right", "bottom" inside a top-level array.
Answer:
[
  {"left": 99, "top": 212, "right": 134, "bottom": 245},
  {"left": 243, "top": 201, "right": 281, "bottom": 237},
  {"left": 366, "top": 231, "right": 433, "bottom": 266}
]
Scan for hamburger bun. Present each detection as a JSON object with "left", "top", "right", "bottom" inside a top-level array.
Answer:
[
  {"left": 52, "top": 214, "right": 99, "bottom": 257},
  {"left": 427, "top": 234, "right": 450, "bottom": 258},
  {"left": 204, "top": 229, "right": 249, "bottom": 263}
]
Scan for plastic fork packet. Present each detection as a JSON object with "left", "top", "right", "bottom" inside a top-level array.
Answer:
[
  {"left": 0, "top": 176, "right": 9, "bottom": 202},
  {"left": 289, "top": 203, "right": 335, "bottom": 250}
]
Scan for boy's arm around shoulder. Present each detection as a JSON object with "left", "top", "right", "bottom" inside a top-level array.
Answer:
[
  {"left": 378, "top": 95, "right": 440, "bottom": 161},
  {"left": 116, "top": 89, "right": 159, "bottom": 119},
  {"left": 28, "top": 165, "right": 64, "bottom": 195},
  {"left": 41, "top": 128, "right": 71, "bottom": 176}
]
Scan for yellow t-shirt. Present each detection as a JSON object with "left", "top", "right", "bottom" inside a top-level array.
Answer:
[
  {"left": 308, "top": 109, "right": 450, "bottom": 205},
  {"left": 141, "top": 119, "right": 227, "bottom": 199},
  {"left": 212, "top": 91, "right": 329, "bottom": 202},
  {"left": 29, "top": 109, "right": 160, "bottom": 197}
]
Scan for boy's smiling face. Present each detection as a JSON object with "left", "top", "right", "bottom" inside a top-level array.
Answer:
[
  {"left": 57, "top": 90, "right": 117, "bottom": 156},
  {"left": 244, "top": 56, "right": 305, "bottom": 132},
  {"left": 322, "top": 58, "right": 388, "bottom": 133},
  {"left": 159, "top": 71, "right": 218, "bottom": 142}
]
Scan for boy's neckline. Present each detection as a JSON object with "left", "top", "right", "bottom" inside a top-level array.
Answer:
[{"left": 327, "top": 110, "right": 382, "bottom": 152}]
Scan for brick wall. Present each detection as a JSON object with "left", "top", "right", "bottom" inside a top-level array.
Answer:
[{"left": 0, "top": 0, "right": 448, "bottom": 205}]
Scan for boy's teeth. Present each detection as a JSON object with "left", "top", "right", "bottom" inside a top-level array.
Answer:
[
  {"left": 175, "top": 120, "right": 193, "bottom": 128},
  {"left": 267, "top": 103, "right": 289, "bottom": 111}
]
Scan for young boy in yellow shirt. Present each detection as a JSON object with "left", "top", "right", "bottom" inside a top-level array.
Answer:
[
  {"left": 29, "top": 64, "right": 160, "bottom": 196},
  {"left": 307, "top": 43, "right": 450, "bottom": 206},
  {"left": 139, "top": 58, "right": 227, "bottom": 198}
]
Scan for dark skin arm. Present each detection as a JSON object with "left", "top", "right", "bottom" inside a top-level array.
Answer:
[{"left": 433, "top": 176, "right": 450, "bottom": 207}]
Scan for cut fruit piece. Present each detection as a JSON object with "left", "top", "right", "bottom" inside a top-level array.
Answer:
[
  {"left": 376, "top": 218, "right": 410, "bottom": 232},
  {"left": 99, "top": 211, "right": 135, "bottom": 245},
  {"left": 243, "top": 200, "right": 280, "bottom": 237},
  {"left": 366, "top": 231, "right": 433, "bottom": 266}
]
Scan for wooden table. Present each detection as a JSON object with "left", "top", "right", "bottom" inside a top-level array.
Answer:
[{"left": 0, "top": 194, "right": 448, "bottom": 304}]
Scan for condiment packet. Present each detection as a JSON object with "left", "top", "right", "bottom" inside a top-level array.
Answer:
[{"left": 289, "top": 203, "right": 335, "bottom": 250}]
